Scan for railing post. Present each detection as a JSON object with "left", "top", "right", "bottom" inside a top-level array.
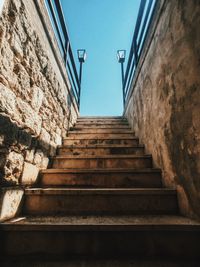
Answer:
[
  {"left": 121, "top": 62, "right": 125, "bottom": 108},
  {"left": 77, "top": 49, "right": 87, "bottom": 109},
  {"left": 78, "top": 61, "right": 83, "bottom": 107},
  {"left": 79, "top": 61, "right": 83, "bottom": 85},
  {"left": 117, "top": 50, "right": 126, "bottom": 108}
]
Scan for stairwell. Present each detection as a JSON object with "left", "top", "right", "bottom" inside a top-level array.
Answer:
[{"left": 0, "top": 117, "right": 200, "bottom": 263}]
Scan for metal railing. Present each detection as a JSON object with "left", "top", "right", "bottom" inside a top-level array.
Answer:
[
  {"left": 45, "top": 0, "right": 81, "bottom": 109},
  {"left": 123, "top": 0, "right": 157, "bottom": 106}
]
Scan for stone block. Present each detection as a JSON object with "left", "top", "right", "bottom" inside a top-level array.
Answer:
[
  {"left": 39, "top": 128, "right": 50, "bottom": 151},
  {"left": 0, "top": 83, "right": 16, "bottom": 116},
  {"left": 14, "top": 63, "right": 31, "bottom": 97},
  {"left": 31, "top": 85, "right": 44, "bottom": 112},
  {"left": 54, "top": 133, "right": 62, "bottom": 146},
  {"left": 21, "top": 162, "right": 39, "bottom": 185},
  {"left": 18, "top": 129, "right": 32, "bottom": 150},
  {"left": 25, "top": 148, "right": 35, "bottom": 163},
  {"left": 16, "top": 98, "right": 42, "bottom": 135},
  {"left": 0, "top": 115, "right": 18, "bottom": 146},
  {"left": 4, "top": 151, "right": 24, "bottom": 183},
  {"left": 10, "top": 0, "right": 21, "bottom": 13},
  {"left": 0, "top": 188, "right": 24, "bottom": 222},
  {"left": 33, "top": 149, "right": 44, "bottom": 167},
  {"left": 49, "top": 141, "right": 57, "bottom": 157},
  {"left": 10, "top": 32, "right": 24, "bottom": 59},
  {"left": 0, "top": 152, "right": 7, "bottom": 169},
  {"left": 0, "top": 74, "right": 9, "bottom": 86},
  {"left": 40, "top": 156, "right": 49, "bottom": 170},
  {"left": 1, "top": 41, "right": 14, "bottom": 72}
]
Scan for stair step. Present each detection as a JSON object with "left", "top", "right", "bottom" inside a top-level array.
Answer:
[
  {"left": 77, "top": 117, "right": 126, "bottom": 121},
  {"left": 73, "top": 124, "right": 130, "bottom": 128},
  {"left": 40, "top": 168, "right": 162, "bottom": 188},
  {"left": 52, "top": 155, "right": 152, "bottom": 169},
  {"left": 67, "top": 132, "right": 134, "bottom": 139},
  {"left": 69, "top": 128, "right": 132, "bottom": 133},
  {"left": 63, "top": 137, "right": 139, "bottom": 146},
  {"left": 76, "top": 121, "right": 129, "bottom": 126},
  {"left": 2, "top": 215, "right": 199, "bottom": 230},
  {"left": 57, "top": 145, "right": 145, "bottom": 156},
  {"left": 78, "top": 116, "right": 124, "bottom": 119},
  {"left": 23, "top": 188, "right": 178, "bottom": 216},
  {"left": 1, "top": 215, "right": 199, "bottom": 260},
  {"left": 76, "top": 119, "right": 128, "bottom": 124}
]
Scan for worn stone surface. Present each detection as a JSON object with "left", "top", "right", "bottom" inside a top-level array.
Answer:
[
  {"left": 1, "top": 260, "right": 199, "bottom": 267},
  {"left": 125, "top": 0, "right": 200, "bottom": 219},
  {"left": 4, "top": 151, "right": 24, "bottom": 183},
  {"left": 0, "top": 83, "right": 16, "bottom": 116},
  {"left": 0, "top": 188, "right": 24, "bottom": 222},
  {"left": 0, "top": 0, "right": 78, "bottom": 189},
  {"left": 21, "top": 162, "right": 39, "bottom": 185}
]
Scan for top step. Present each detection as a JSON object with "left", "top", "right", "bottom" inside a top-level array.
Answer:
[
  {"left": 75, "top": 121, "right": 129, "bottom": 126},
  {"left": 77, "top": 117, "right": 127, "bottom": 123},
  {"left": 76, "top": 118, "right": 128, "bottom": 125},
  {"left": 78, "top": 116, "right": 124, "bottom": 119}
]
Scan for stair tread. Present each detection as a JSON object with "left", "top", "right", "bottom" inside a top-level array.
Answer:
[
  {"left": 58, "top": 144, "right": 144, "bottom": 148},
  {"left": 2, "top": 215, "right": 200, "bottom": 230},
  {"left": 24, "top": 188, "right": 176, "bottom": 195},
  {"left": 71, "top": 126, "right": 131, "bottom": 128},
  {"left": 76, "top": 119, "right": 128, "bottom": 122},
  {"left": 79, "top": 116, "right": 124, "bottom": 117},
  {"left": 53, "top": 154, "right": 151, "bottom": 159},
  {"left": 64, "top": 136, "right": 138, "bottom": 140},
  {"left": 41, "top": 168, "right": 160, "bottom": 173},
  {"left": 68, "top": 131, "right": 133, "bottom": 133},
  {"left": 75, "top": 123, "right": 129, "bottom": 125}
]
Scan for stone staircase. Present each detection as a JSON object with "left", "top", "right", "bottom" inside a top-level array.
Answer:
[{"left": 0, "top": 116, "right": 200, "bottom": 262}]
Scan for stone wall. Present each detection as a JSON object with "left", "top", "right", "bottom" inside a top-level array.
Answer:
[
  {"left": 0, "top": 0, "right": 78, "bottom": 221},
  {"left": 0, "top": 0, "right": 4, "bottom": 14},
  {"left": 125, "top": 0, "right": 200, "bottom": 219}
]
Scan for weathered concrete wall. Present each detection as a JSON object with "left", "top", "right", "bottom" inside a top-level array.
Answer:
[
  {"left": 0, "top": 0, "right": 78, "bottom": 221},
  {"left": 125, "top": 0, "right": 200, "bottom": 219}
]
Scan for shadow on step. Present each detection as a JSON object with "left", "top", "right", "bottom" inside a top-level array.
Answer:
[{"left": 0, "top": 259, "right": 199, "bottom": 267}]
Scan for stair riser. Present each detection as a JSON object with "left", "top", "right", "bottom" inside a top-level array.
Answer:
[
  {"left": 69, "top": 129, "right": 132, "bottom": 133},
  {"left": 40, "top": 172, "right": 162, "bottom": 188},
  {"left": 67, "top": 133, "right": 134, "bottom": 139},
  {"left": 63, "top": 139, "right": 139, "bottom": 146},
  {"left": 23, "top": 194, "right": 177, "bottom": 215},
  {"left": 57, "top": 147, "right": 144, "bottom": 156},
  {"left": 78, "top": 116, "right": 123, "bottom": 118},
  {"left": 1, "top": 230, "right": 199, "bottom": 260},
  {"left": 76, "top": 121, "right": 129, "bottom": 125},
  {"left": 74, "top": 124, "right": 130, "bottom": 128},
  {"left": 76, "top": 119, "right": 127, "bottom": 123},
  {"left": 52, "top": 157, "right": 152, "bottom": 169}
]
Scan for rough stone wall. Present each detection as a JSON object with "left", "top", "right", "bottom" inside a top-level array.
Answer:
[
  {"left": 0, "top": 0, "right": 78, "bottom": 220},
  {"left": 125, "top": 0, "right": 200, "bottom": 219}
]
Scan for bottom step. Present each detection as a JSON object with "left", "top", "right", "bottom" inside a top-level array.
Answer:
[
  {"left": 1, "top": 260, "right": 199, "bottom": 267},
  {"left": 1, "top": 215, "right": 200, "bottom": 260}
]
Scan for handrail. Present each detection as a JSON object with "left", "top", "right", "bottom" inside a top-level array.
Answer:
[
  {"left": 45, "top": 0, "right": 81, "bottom": 110},
  {"left": 123, "top": 0, "right": 157, "bottom": 106}
]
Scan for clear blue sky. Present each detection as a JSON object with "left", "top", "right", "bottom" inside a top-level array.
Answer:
[{"left": 61, "top": 0, "right": 140, "bottom": 116}]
